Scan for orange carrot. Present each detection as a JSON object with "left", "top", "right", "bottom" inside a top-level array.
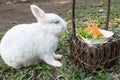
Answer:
[
  {"left": 84, "top": 24, "right": 103, "bottom": 38},
  {"left": 84, "top": 27, "right": 90, "bottom": 32}
]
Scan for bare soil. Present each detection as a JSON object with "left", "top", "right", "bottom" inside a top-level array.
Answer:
[{"left": 0, "top": 0, "right": 100, "bottom": 33}]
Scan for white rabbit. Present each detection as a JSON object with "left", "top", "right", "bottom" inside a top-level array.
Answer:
[{"left": 0, "top": 4, "right": 67, "bottom": 69}]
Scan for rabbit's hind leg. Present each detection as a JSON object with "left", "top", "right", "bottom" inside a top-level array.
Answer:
[{"left": 5, "top": 61, "right": 22, "bottom": 69}]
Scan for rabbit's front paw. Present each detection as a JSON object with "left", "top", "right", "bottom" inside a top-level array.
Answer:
[
  {"left": 54, "top": 54, "right": 63, "bottom": 60},
  {"left": 43, "top": 54, "right": 63, "bottom": 67},
  {"left": 53, "top": 53, "right": 63, "bottom": 59},
  {"left": 44, "top": 58, "right": 62, "bottom": 67},
  {"left": 51, "top": 61, "right": 62, "bottom": 67}
]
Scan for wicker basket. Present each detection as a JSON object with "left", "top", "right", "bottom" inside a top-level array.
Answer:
[{"left": 69, "top": 0, "right": 120, "bottom": 72}]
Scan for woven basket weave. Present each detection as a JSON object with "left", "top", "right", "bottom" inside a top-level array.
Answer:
[
  {"left": 69, "top": 0, "right": 120, "bottom": 72},
  {"left": 69, "top": 35, "right": 120, "bottom": 72}
]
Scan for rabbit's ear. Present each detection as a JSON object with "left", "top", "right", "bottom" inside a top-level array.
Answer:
[{"left": 30, "top": 5, "right": 45, "bottom": 21}]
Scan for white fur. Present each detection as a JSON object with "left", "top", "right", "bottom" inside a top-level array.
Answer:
[{"left": 0, "top": 4, "right": 67, "bottom": 69}]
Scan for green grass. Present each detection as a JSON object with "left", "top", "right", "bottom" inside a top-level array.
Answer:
[{"left": 0, "top": 0, "right": 120, "bottom": 80}]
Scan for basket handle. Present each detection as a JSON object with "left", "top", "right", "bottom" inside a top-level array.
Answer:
[
  {"left": 72, "top": 0, "right": 76, "bottom": 38},
  {"left": 72, "top": 0, "right": 111, "bottom": 37},
  {"left": 105, "top": 0, "right": 111, "bottom": 30}
]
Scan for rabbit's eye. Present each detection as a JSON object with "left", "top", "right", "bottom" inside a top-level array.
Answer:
[{"left": 53, "top": 21, "right": 59, "bottom": 24}]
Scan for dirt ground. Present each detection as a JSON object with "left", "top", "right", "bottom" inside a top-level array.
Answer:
[{"left": 0, "top": 0, "right": 100, "bottom": 33}]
